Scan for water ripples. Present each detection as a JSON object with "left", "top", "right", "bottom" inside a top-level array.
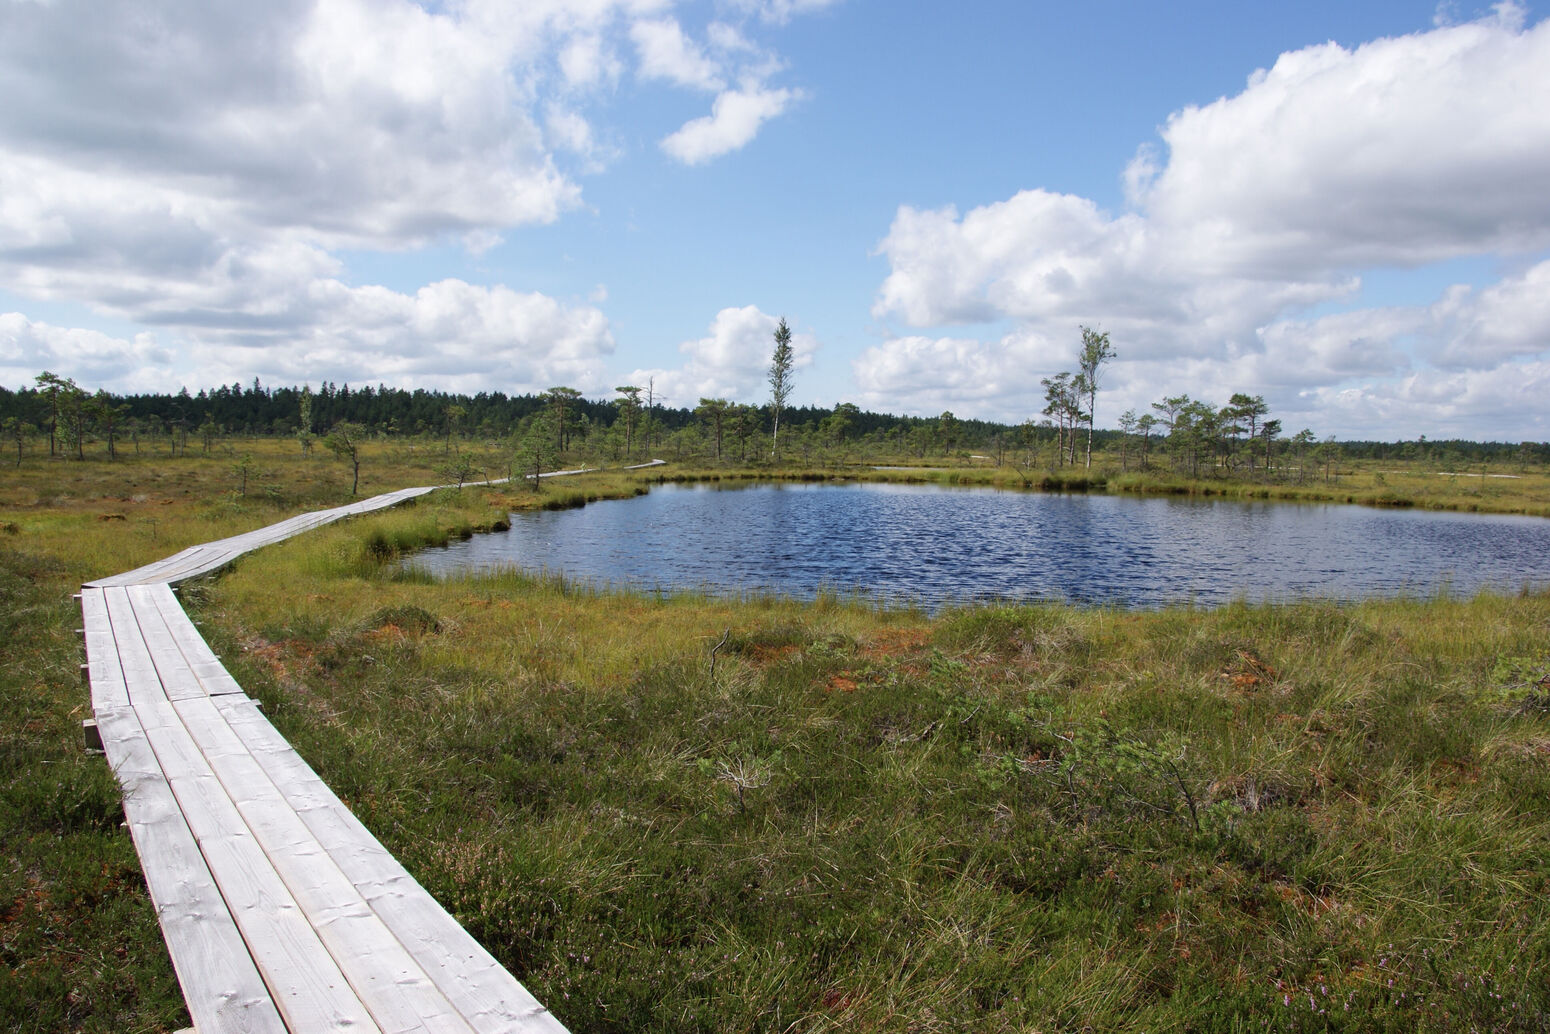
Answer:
[{"left": 408, "top": 482, "right": 1550, "bottom": 609}]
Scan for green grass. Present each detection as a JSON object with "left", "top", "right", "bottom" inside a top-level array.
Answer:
[
  {"left": 194, "top": 514, "right": 1550, "bottom": 1032},
  {"left": 0, "top": 447, "right": 653, "bottom": 1031},
  {"left": 5, "top": 447, "right": 1550, "bottom": 1031},
  {"left": 1103, "top": 466, "right": 1550, "bottom": 517},
  {"left": 654, "top": 455, "right": 1550, "bottom": 519},
  {"left": 0, "top": 545, "right": 189, "bottom": 1032}
]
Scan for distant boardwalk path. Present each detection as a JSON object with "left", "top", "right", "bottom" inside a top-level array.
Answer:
[{"left": 80, "top": 480, "right": 575, "bottom": 1032}]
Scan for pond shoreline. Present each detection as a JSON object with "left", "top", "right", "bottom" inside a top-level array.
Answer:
[
  {"left": 409, "top": 479, "right": 1550, "bottom": 611},
  {"left": 639, "top": 463, "right": 1550, "bottom": 519}
]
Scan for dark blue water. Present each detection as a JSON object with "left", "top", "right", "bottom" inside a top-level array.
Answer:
[{"left": 407, "top": 482, "right": 1550, "bottom": 608}]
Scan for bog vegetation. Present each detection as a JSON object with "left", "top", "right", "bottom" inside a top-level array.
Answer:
[
  {"left": 4, "top": 370, "right": 1549, "bottom": 488},
  {"left": 3, "top": 430, "right": 1550, "bottom": 1030}
]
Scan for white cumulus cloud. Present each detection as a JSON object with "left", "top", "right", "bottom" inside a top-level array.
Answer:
[
  {"left": 1428, "top": 260, "right": 1550, "bottom": 368},
  {"left": 1129, "top": 10, "right": 1550, "bottom": 274},
  {"left": 198, "top": 277, "right": 616, "bottom": 396},
  {"left": 0, "top": 0, "right": 825, "bottom": 393},
  {"left": 660, "top": 84, "right": 797, "bottom": 164},
  {"left": 863, "top": 6, "right": 1550, "bottom": 436},
  {"left": 3, "top": 275, "right": 616, "bottom": 399},
  {"left": 852, "top": 333, "right": 1049, "bottom": 418},
  {"left": 727, "top": 0, "right": 844, "bottom": 25},
  {"left": 631, "top": 8, "right": 806, "bottom": 166},
  {"left": 0, "top": 314, "right": 175, "bottom": 393},
  {"left": 631, "top": 16, "right": 724, "bottom": 91},
  {"left": 625, "top": 305, "right": 816, "bottom": 405}
]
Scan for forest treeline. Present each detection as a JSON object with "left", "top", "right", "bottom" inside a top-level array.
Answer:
[
  {"left": 0, "top": 375, "right": 980, "bottom": 445},
  {"left": 1, "top": 372, "right": 1546, "bottom": 471}
]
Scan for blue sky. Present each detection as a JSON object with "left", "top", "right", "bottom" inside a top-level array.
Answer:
[{"left": 2, "top": 0, "right": 1548, "bottom": 439}]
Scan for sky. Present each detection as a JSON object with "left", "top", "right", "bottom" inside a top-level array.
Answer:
[{"left": 2, "top": 0, "right": 1548, "bottom": 441}]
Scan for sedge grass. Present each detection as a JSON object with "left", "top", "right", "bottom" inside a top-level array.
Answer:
[
  {"left": 0, "top": 545, "right": 189, "bottom": 1031},
  {"left": 661, "top": 453, "right": 1550, "bottom": 518},
  {"left": 0, "top": 452, "right": 656, "bottom": 1031},
  {"left": 192, "top": 514, "right": 1550, "bottom": 1032},
  {"left": 6, "top": 450, "right": 1550, "bottom": 1030}
]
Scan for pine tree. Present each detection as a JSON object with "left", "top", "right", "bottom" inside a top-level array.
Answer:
[{"left": 768, "top": 318, "right": 794, "bottom": 459}]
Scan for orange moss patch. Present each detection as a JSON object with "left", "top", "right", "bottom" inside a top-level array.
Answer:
[
  {"left": 747, "top": 643, "right": 799, "bottom": 664},
  {"left": 1221, "top": 649, "right": 1277, "bottom": 690},
  {"left": 861, "top": 627, "right": 930, "bottom": 661},
  {"left": 239, "top": 635, "right": 319, "bottom": 688}
]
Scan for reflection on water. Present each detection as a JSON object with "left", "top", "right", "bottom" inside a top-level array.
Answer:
[{"left": 407, "top": 482, "right": 1550, "bottom": 609}]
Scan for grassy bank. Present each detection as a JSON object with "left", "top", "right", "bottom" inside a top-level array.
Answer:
[
  {"left": 5, "top": 451, "right": 1550, "bottom": 1031},
  {"left": 0, "top": 449, "right": 652, "bottom": 1031},
  {"left": 874, "top": 462, "right": 1550, "bottom": 518},
  {"left": 196, "top": 505, "right": 1550, "bottom": 1032},
  {"left": 650, "top": 457, "right": 1550, "bottom": 519},
  {"left": 1103, "top": 465, "right": 1550, "bottom": 517},
  {"left": 0, "top": 544, "right": 189, "bottom": 1031}
]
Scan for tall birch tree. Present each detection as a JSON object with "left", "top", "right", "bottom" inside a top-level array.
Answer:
[{"left": 1077, "top": 326, "right": 1115, "bottom": 469}]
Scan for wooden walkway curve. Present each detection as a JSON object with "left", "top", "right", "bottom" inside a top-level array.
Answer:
[{"left": 80, "top": 485, "right": 573, "bottom": 1033}]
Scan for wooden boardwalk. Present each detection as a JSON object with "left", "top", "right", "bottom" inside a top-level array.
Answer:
[
  {"left": 80, "top": 488, "right": 569, "bottom": 1033},
  {"left": 88, "top": 485, "right": 440, "bottom": 588}
]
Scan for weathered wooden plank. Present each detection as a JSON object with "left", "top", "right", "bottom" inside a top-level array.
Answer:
[
  {"left": 87, "top": 484, "right": 440, "bottom": 588},
  {"left": 173, "top": 693, "right": 474, "bottom": 1034},
  {"left": 161, "top": 487, "right": 425, "bottom": 583},
  {"left": 215, "top": 696, "right": 570, "bottom": 1033},
  {"left": 102, "top": 586, "right": 173, "bottom": 709},
  {"left": 106, "top": 544, "right": 224, "bottom": 587},
  {"left": 80, "top": 588, "right": 130, "bottom": 711},
  {"left": 100, "top": 583, "right": 373, "bottom": 1028},
  {"left": 86, "top": 592, "right": 284, "bottom": 1032},
  {"left": 188, "top": 656, "right": 245, "bottom": 697},
  {"left": 83, "top": 476, "right": 572, "bottom": 1031},
  {"left": 146, "top": 547, "right": 242, "bottom": 585},
  {"left": 131, "top": 584, "right": 245, "bottom": 697},
  {"left": 128, "top": 585, "right": 213, "bottom": 703},
  {"left": 95, "top": 703, "right": 287, "bottom": 1034},
  {"left": 135, "top": 694, "right": 381, "bottom": 1032},
  {"left": 118, "top": 585, "right": 440, "bottom": 1029}
]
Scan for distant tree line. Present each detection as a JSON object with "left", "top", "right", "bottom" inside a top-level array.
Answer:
[
  {"left": 1337, "top": 437, "right": 1550, "bottom": 465},
  {"left": 2, "top": 370, "right": 1545, "bottom": 471},
  {"left": 0, "top": 370, "right": 1044, "bottom": 467}
]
